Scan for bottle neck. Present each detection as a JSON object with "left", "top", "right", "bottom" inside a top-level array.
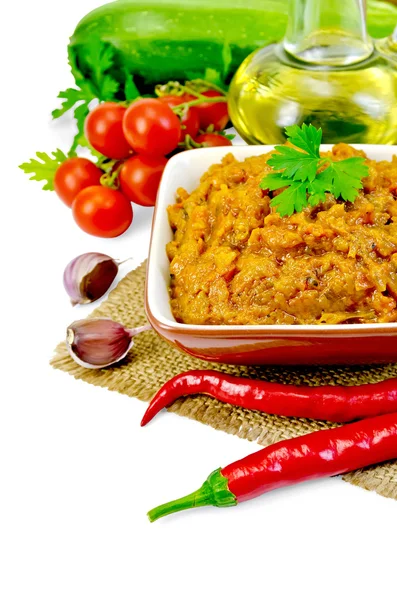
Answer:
[{"left": 283, "top": 0, "right": 374, "bottom": 66}]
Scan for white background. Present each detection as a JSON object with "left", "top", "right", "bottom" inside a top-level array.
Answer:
[{"left": 2, "top": 1, "right": 396, "bottom": 599}]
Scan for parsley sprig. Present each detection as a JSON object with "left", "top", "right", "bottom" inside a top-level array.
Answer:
[
  {"left": 260, "top": 124, "right": 369, "bottom": 217},
  {"left": 19, "top": 41, "right": 142, "bottom": 185},
  {"left": 19, "top": 149, "right": 68, "bottom": 191},
  {"left": 19, "top": 35, "right": 231, "bottom": 192},
  {"left": 52, "top": 40, "right": 141, "bottom": 157}
]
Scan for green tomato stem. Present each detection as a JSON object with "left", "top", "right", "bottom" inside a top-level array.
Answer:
[
  {"left": 172, "top": 95, "right": 228, "bottom": 118},
  {"left": 189, "top": 78, "right": 226, "bottom": 95},
  {"left": 180, "top": 135, "right": 202, "bottom": 149},
  {"left": 99, "top": 160, "right": 124, "bottom": 189},
  {"left": 155, "top": 80, "right": 227, "bottom": 116}
]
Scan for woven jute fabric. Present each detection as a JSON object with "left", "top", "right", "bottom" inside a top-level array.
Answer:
[{"left": 51, "top": 261, "right": 397, "bottom": 500}]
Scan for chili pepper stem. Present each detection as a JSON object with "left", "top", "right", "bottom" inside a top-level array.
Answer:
[
  {"left": 147, "top": 468, "right": 237, "bottom": 522},
  {"left": 148, "top": 489, "right": 209, "bottom": 522}
]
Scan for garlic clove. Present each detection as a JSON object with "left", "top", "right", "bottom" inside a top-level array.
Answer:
[
  {"left": 63, "top": 253, "right": 120, "bottom": 306},
  {"left": 66, "top": 318, "right": 151, "bottom": 369}
]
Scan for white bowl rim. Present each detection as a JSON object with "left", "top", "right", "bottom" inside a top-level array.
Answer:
[{"left": 147, "top": 143, "right": 397, "bottom": 334}]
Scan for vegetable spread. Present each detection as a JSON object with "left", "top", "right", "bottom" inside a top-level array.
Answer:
[{"left": 167, "top": 144, "right": 397, "bottom": 325}]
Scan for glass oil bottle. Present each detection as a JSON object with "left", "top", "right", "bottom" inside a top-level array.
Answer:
[{"left": 228, "top": 0, "right": 397, "bottom": 144}]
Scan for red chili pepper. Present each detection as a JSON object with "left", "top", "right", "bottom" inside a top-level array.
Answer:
[
  {"left": 141, "top": 370, "right": 397, "bottom": 426},
  {"left": 147, "top": 412, "right": 397, "bottom": 521}
]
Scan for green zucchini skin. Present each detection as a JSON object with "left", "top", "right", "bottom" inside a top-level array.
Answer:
[
  {"left": 69, "top": 0, "right": 397, "bottom": 90},
  {"left": 69, "top": 0, "right": 287, "bottom": 87}
]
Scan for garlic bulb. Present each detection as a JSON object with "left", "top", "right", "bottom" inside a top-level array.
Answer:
[
  {"left": 63, "top": 252, "right": 123, "bottom": 306},
  {"left": 66, "top": 318, "right": 151, "bottom": 369}
]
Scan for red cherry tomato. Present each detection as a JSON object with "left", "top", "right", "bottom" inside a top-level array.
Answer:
[
  {"left": 159, "top": 96, "right": 200, "bottom": 142},
  {"left": 54, "top": 158, "right": 102, "bottom": 207},
  {"left": 195, "top": 133, "right": 233, "bottom": 147},
  {"left": 84, "top": 102, "right": 132, "bottom": 160},
  {"left": 196, "top": 90, "right": 229, "bottom": 131},
  {"left": 119, "top": 155, "right": 168, "bottom": 207},
  {"left": 122, "top": 99, "right": 181, "bottom": 156},
  {"left": 72, "top": 186, "right": 133, "bottom": 238}
]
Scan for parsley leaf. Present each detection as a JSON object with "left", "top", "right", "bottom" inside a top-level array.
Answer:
[
  {"left": 204, "top": 68, "right": 226, "bottom": 89},
  {"left": 325, "top": 157, "right": 370, "bottom": 203},
  {"left": 19, "top": 149, "right": 68, "bottom": 191},
  {"left": 124, "top": 72, "right": 141, "bottom": 102},
  {"left": 284, "top": 123, "right": 322, "bottom": 157},
  {"left": 52, "top": 40, "right": 121, "bottom": 156},
  {"left": 51, "top": 83, "right": 94, "bottom": 120},
  {"left": 261, "top": 173, "right": 309, "bottom": 216},
  {"left": 260, "top": 172, "right": 291, "bottom": 192},
  {"left": 68, "top": 103, "right": 91, "bottom": 157},
  {"left": 270, "top": 181, "right": 310, "bottom": 217},
  {"left": 267, "top": 123, "right": 321, "bottom": 182},
  {"left": 82, "top": 40, "right": 115, "bottom": 90},
  {"left": 307, "top": 174, "right": 329, "bottom": 205},
  {"left": 267, "top": 145, "right": 319, "bottom": 182},
  {"left": 260, "top": 124, "right": 369, "bottom": 216},
  {"left": 72, "top": 39, "right": 119, "bottom": 100},
  {"left": 221, "top": 42, "right": 233, "bottom": 78}
]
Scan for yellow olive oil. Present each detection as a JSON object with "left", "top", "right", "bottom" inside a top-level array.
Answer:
[
  {"left": 228, "top": 45, "right": 397, "bottom": 145},
  {"left": 229, "top": 0, "right": 397, "bottom": 146}
]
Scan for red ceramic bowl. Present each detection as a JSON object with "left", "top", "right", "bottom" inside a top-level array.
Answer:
[{"left": 145, "top": 144, "right": 397, "bottom": 365}]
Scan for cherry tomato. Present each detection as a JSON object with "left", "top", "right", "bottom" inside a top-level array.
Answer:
[
  {"left": 196, "top": 90, "right": 229, "bottom": 131},
  {"left": 119, "top": 155, "right": 168, "bottom": 207},
  {"left": 72, "top": 186, "right": 133, "bottom": 238},
  {"left": 54, "top": 158, "right": 102, "bottom": 207},
  {"left": 122, "top": 99, "right": 181, "bottom": 156},
  {"left": 84, "top": 102, "right": 132, "bottom": 160},
  {"left": 195, "top": 133, "right": 233, "bottom": 147},
  {"left": 159, "top": 96, "right": 200, "bottom": 142}
]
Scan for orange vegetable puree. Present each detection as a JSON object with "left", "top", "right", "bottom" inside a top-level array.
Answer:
[{"left": 166, "top": 144, "right": 397, "bottom": 325}]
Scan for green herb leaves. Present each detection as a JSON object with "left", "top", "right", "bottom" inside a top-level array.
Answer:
[
  {"left": 284, "top": 123, "right": 322, "bottom": 156},
  {"left": 269, "top": 180, "right": 311, "bottom": 216},
  {"left": 19, "top": 149, "right": 68, "bottom": 191},
  {"left": 52, "top": 40, "right": 140, "bottom": 157},
  {"left": 325, "top": 157, "right": 370, "bottom": 203},
  {"left": 267, "top": 144, "right": 320, "bottom": 183},
  {"left": 260, "top": 124, "right": 369, "bottom": 216}
]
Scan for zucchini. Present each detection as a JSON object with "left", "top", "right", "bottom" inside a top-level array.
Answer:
[{"left": 69, "top": 0, "right": 397, "bottom": 91}]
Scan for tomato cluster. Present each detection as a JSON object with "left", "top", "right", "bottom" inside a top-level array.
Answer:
[{"left": 54, "top": 92, "right": 231, "bottom": 238}]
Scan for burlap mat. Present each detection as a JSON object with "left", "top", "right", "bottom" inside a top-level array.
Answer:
[{"left": 51, "top": 261, "right": 397, "bottom": 500}]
